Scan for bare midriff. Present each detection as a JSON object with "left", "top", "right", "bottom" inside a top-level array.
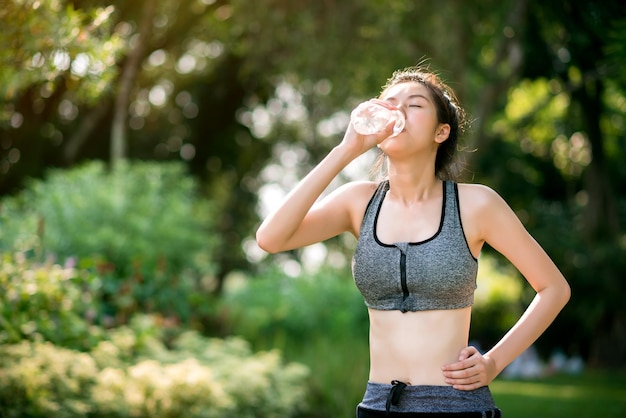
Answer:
[{"left": 367, "top": 307, "right": 472, "bottom": 386}]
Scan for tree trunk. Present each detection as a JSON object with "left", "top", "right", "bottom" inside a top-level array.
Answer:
[
  {"left": 574, "top": 70, "right": 622, "bottom": 367},
  {"left": 64, "top": 99, "right": 111, "bottom": 164},
  {"left": 467, "top": 0, "right": 528, "bottom": 157},
  {"left": 577, "top": 77, "right": 619, "bottom": 240},
  {"left": 110, "top": 0, "right": 156, "bottom": 167}
]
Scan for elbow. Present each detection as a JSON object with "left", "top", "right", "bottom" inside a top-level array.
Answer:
[
  {"left": 256, "top": 238, "right": 279, "bottom": 255},
  {"left": 561, "top": 280, "right": 572, "bottom": 307},
  {"left": 255, "top": 227, "right": 281, "bottom": 254},
  {"left": 539, "top": 276, "right": 571, "bottom": 311},
  {"left": 554, "top": 278, "right": 571, "bottom": 310}
]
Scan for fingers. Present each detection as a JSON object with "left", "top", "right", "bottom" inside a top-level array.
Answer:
[
  {"left": 363, "top": 121, "right": 395, "bottom": 148},
  {"left": 442, "top": 363, "right": 485, "bottom": 390},
  {"left": 441, "top": 346, "right": 478, "bottom": 371},
  {"left": 368, "top": 98, "right": 397, "bottom": 111},
  {"left": 341, "top": 125, "right": 380, "bottom": 155},
  {"left": 344, "top": 115, "right": 394, "bottom": 149},
  {"left": 457, "top": 346, "right": 477, "bottom": 361},
  {"left": 441, "top": 347, "right": 495, "bottom": 391}
]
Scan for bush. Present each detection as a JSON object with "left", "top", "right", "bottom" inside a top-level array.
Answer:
[
  {"left": 0, "top": 324, "right": 309, "bottom": 418},
  {"left": 472, "top": 255, "right": 525, "bottom": 349},
  {"left": 0, "top": 341, "right": 98, "bottom": 418},
  {"left": 220, "top": 266, "right": 369, "bottom": 347},
  {"left": 90, "top": 330, "right": 309, "bottom": 418},
  {"left": 0, "top": 162, "right": 310, "bottom": 417},
  {"left": 0, "top": 252, "right": 106, "bottom": 350},
  {"left": 219, "top": 267, "right": 371, "bottom": 417},
  {"left": 0, "top": 161, "right": 220, "bottom": 324}
]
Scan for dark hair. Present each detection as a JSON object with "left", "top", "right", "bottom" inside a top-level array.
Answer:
[{"left": 372, "top": 65, "right": 467, "bottom": 181}]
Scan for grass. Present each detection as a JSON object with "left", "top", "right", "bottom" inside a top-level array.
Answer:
[{"left": 490, "top": 370, "right": 626, "bottom": 418}]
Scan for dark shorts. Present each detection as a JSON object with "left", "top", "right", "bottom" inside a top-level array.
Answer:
[
  {"left": 357, "top": 408, "right": 501, "bottom": 418},
  {"left": 356, "top": 381, "right": 501, "bottom": 417}
]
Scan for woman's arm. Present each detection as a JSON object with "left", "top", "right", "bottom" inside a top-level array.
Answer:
[
  {"left": 442, "top": 184, "right": 570, "bottom": 390},
  {"left": 256, "top": 120, "right": 394, "bottom": 254}
]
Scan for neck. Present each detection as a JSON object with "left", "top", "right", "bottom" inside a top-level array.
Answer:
[{"left": 386, "top": 163, "right": 440, "bottom": 205}]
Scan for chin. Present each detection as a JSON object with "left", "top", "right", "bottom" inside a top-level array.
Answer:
[{"left": 377, "top": 138, "right": 402, "bottom": 153}]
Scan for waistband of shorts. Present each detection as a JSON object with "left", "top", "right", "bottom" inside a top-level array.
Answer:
[
  {"left": 357, "top": 406, "right": 502, "bottom": 418},
  {"left": 357, "top": 381, "right": 497, "bottom": 414}
]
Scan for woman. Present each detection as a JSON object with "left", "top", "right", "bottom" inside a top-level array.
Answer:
[{"left": 256, "top": 66, "right": 570, "bottom": 417}]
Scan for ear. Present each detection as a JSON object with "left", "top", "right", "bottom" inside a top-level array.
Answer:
[{"left": 435, "top": 124, "right": 450, "bottom": 144}]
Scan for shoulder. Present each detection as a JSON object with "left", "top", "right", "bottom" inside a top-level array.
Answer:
[
  {"left": 455, "top": 182, "right": 517, "bottom": 238},
  {"left": 316, "top": 180, "right": 381, "bottom": 217},
  {"left": 331, "top": 180, "right": 380, "bottom": 200},
  {"left": 325, "top": 180, "right": 381, "bottom": 236},
  {"left": 455, "top": 182, "right": 506, "bottom": 211}
]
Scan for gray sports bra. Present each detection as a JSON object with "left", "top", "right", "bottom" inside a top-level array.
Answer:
[{"left": 352, "top": 180, "right": 478, "bottom": 312}]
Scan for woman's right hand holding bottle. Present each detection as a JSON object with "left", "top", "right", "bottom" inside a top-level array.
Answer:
[{"left": 340, "top": 99, "right": 403, "bottom": 157}]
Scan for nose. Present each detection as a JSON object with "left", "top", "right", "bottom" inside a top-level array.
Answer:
[{"left": 394, "top": 102, "right": 407, "bottom": 116}]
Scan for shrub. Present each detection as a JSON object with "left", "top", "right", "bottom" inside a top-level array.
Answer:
[
  {"left": 0, "top": 252, "right": 106, "bottom": 350},
  {"left": 0, "top": 326, "right": 309, "bottom": 418},
  {"left": 472, "top": 255, "right": 525, "bottom": 349},
  {"left": 0, "top": 161, "right": 220, "bottom": 324},
  {"left": 218, "top": 267, "right": 371, "bottom": 417},
  {"left": 219, "top": 266, "right": 369, "bottom": 348},
  {"left": 0, "top": 341, "right": 99, "bottom": 418}
]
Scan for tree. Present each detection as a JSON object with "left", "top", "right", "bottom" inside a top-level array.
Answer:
[
  {"left": 476, "top": 0, "right": 626, "bottom": 365},
  {"left": 109, "top": 0, "right": 156, "bottom": 166},
  {"left": 0, "top": 0, "right": 124, "bottom": 188},
  {"left": 1, "top": 0, "right": 625, "bottom": 365}
]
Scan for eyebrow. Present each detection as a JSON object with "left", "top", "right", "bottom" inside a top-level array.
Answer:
[
  {"left": 408, "top": 94, "right": 430, "bottom": 101},
  {"left": 385, "top": 93, "right": 431, "bottom": 102}
]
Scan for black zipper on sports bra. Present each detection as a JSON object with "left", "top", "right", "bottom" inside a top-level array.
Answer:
[{"left": 400, "top": 251, "right": 409, "bottom": 313}]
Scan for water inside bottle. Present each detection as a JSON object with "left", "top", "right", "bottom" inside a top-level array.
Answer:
[{"left": 351, "top": 102, "right": 405, "bottom": 136}]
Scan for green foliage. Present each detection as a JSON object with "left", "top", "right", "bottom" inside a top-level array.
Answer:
[
  {"left": 0, "top": 160, "right": 313, "bottom": 414},
  {"left": 220, "top": 266, "right": 369, "bottom": 346},
  {"left": 606, "top": 18, "right": 626, "bottom": 91},
  {"left": 218, "top": 267, "right": 370, "bottom": 417},
  {"left": 472, "top": 256, "right": 525, "bottom": 349},
  {"left": 0, "top": 252, "right": 106, "bottom": 350},
  {"left": 0, "top": 324, "right": 309, "bottom": 418},
  {"left": 0, "top": 0, "right": 124, "bottom": 105},
  {"left": 0, "top": 161, "right": 220, "bottom": 323},
  {"left": 0, "top": 341, "right": 98, "bottom": 418},
  {"left": 0, "top": 252, "right": 309, "bottom": 417},
  {"left": 524, "top": 197, "right": 626, "bottom": 361},
  {"left": 501, "top": 79, "right": 570, "bottom": 149}
]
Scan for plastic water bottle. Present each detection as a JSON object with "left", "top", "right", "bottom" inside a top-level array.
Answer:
[{"left": 350, "top": 101, "right": 405, "bottom": 136}]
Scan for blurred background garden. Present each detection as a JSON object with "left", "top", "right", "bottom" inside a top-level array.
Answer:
[{"left": 1, "top": 0, "right": 625, "bottom": 417}]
